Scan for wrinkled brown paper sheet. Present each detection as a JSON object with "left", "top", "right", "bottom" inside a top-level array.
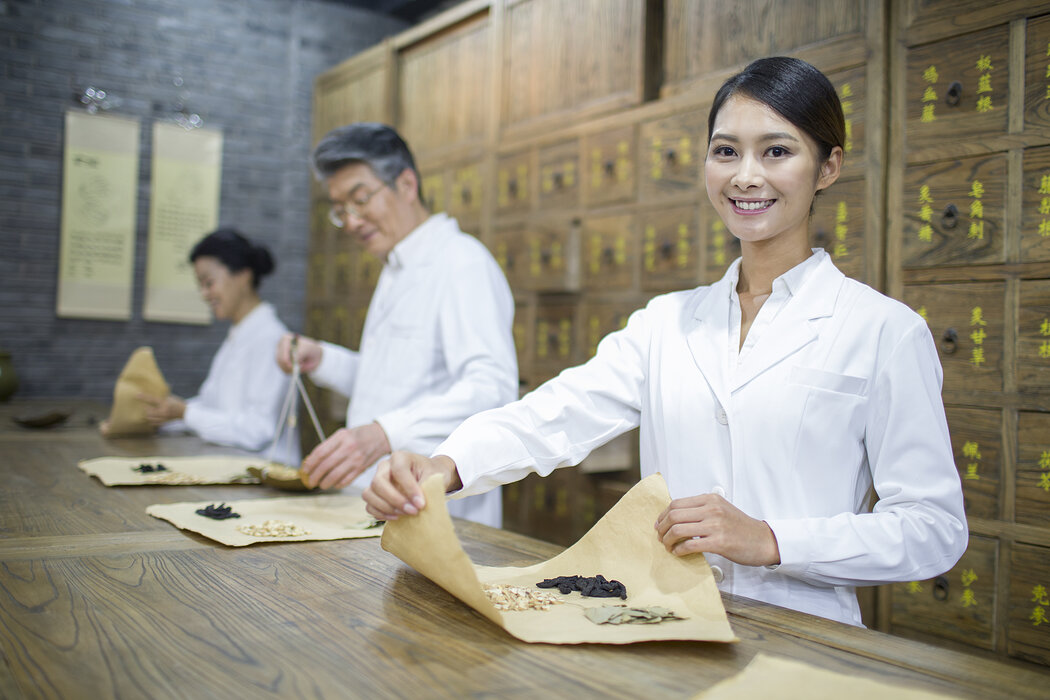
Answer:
[
  {"left": 693, "top": 654, "right": 957, "bottom": 699},
  {"left": 147, "top": 494, "right": 383, "bottom": 547},
  {"left": 382, "top": 472, "right": 737, "bottom": 645},
  {"left": 79, "top": 455, "right": 261, "bottom": 486},
  {"left": 101, "top": 346, "right": 170, "bottom": 437}
]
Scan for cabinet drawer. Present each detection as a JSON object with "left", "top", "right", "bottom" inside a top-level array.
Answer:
[
  {"left": 945, "top": 406, "right": 1001, "bottom": 521},
  {"left": 1018, "top": 280, "right": 1050, "bottom": 390},
  {"left": 891, "top": 534, "right": 998, "bottom": 650},
  {"left": 1007, "top": 543, "right": 1050, "bottom": 666},
  {"left": 902, "top": 154, "right": 1006, "bottom": 268},
  {"left": 639, "top": 109, "right": 704, "bottom": 201},
  {"left": 583, "top": 215, "right": 635, "bottom": 291},
  {"left": 496, "top": 150, "right": 532, "bottom": 215},
  {"left": 641, "top": 205, "right": 700, "bottom": 292},
  {"left": 810, "top": 177, "right": 867, "bottom": 283},
  {"left": 828, "top": 65, "right": 867, "bottom": 180},
  {"left": 1024, "top": 15, "right": 1050, "bottom": 138},
  {"left": 349, "top": 245, "right": 381, "bottom": 296},
  {"left": 903, "top": 282, "right": 1005, "bottom": 393},
  {"left": 703, "top": 212, "right": 740, "bottom": 284},
  {"left": 1016, "top": 411, "right": 1050, "bottom": 528},
  {"left": 538, "top": 140, "right": 581, "bottom": 211},
  {"left": 420, "top": 169, "right": 447, "bottom": 214},
  {"left": 534, "top": 297, "right": 579, "bottom": 382},
  {"left": 491, "top": 222, "right": 580, "bottom": 293},
  {"left": 512, "top": 297, "right": 536, "bottom": 387},
  {"left": 1021, "top": 147, "right": 1050, "bottom": 263},
  {"left": 585, "top": 126, "right": 636, "bottom": 207},
  {"left": 905, "top": 25, "right": 1009, "bottom": 152},
  {"left": 580, "top": 299, "right": 636, "bottom": 360},
  {"left": 332, "top": 250, "right": 352, "bottom": 295},
  {"left": 448, "top": 160, "right": 483, "bottom": 224}
]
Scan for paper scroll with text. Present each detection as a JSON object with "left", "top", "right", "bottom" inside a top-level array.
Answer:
[
  {"left": 57, "top": 111, "right": 140, "bottom": 320},
  {"left": 143, "top": 123, "right": 223, "bottom": 324}
]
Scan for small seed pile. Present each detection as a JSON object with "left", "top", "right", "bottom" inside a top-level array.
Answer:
[
  {"left": 195, "top": 503, "right": 240, "bottom": 520},
  {"left": 141, "top": 472, "right": 207, "bottom": 485},
  {"left": 484, "top": 584, "right": 563, "bottom": 611},
  {"left": 133, "top": 462, "right": 168, "bottom": 473},
  {"left": 236, "top": 519, "right": 311, "bottom": 537},
  {"left": 584, "top": 605, "right": 686, "bottom": 626},
  {"left": 537, "top": 574, "right": 627, "bottom": 599}
]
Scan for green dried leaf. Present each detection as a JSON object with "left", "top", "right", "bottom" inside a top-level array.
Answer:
[{"left": 584, "top": 605, "right": 687, "bottom": 625}]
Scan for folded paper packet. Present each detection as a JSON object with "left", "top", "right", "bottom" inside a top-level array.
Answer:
[
  {"left": 101, "top": 346, "right": 170, "bottom": 437},
  {"left": 381, "top": 472, "right": 737, "bottom": 645},
  {"left": 693, "top": 654, "right": 958, "bottom": 699},
  {"left": 147, "top": 494, "right": 384, "bottom": 547},
  {"left": 78, "top": 455, "right": 262, "bottom": 486}
]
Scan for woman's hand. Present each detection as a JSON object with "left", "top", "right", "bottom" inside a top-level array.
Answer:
[
  {"left": 276, "top": 333, "right": 322, "bottom": 374},
  {"left": 362, "top": 452, "right": 462, "bottom": 521},
  {"left": 654, "top": 493, "right": 780, "bottom": 567},
  {"left": 139, "top": 393, "right": 186, "bottom": 426}
]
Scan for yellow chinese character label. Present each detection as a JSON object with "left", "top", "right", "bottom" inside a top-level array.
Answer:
[
  {"left": 970, "top": 307, "right": 987, "bottom": 326},
  {"left": 962, "top": 440, "right": 982, "bottom": 460},
  {"left": 976, "top": 55, "right": 993, "bottom": 72},
  {"left": 968, "top": 220, "right": 984, "bottom": 240},
  {"left": 919, "top": 224, "right": 933, "bottom": 242},
  {"left": 976, "top": 95, "right": 993, "bottom": 113},
  {"left": 923, "top": 65, "right": 939, "bottom": 83},
  {"left": 969, "top": 181, "right": 985, "bottom": 199},
  {"left": 921, "top": 104, "right": 936, "bottom": 123},
  {"left": 976, "top": 74, "right": 992, "bottom": 94},
  {"left": 961, "top": 588, "right": 978, "bottom": 607}
]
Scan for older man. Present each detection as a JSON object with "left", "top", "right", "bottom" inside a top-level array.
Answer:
[{"left": 278, "top": 123, "right": 516, "bottom": 527}]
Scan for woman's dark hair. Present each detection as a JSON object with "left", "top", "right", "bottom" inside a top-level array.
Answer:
[
  {"left": 189, "top": 228, "right": 274, "bottom": 289},
  {"left": 707, "top": 56, "right": 846, "bottom": 163}
]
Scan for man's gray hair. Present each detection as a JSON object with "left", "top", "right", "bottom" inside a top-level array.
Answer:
[{"left": 311, "top": 123, "right": 421, "bottom": 194}]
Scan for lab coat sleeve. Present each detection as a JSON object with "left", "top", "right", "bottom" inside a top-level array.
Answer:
[
  {"left": 766, "top": 321, "right": 968, "bottom": 587},
  {"left": 308, "top": 341, "right": 360, "bottom": 398},
  {"left": 375, "top": 254, "right": 518, "bottom": 451},
  {"left": 182, "top": 342, "right": 291, "bottom": 453},
  {"left": 436, "top": 300, "right": 650, "bottom": 498}
]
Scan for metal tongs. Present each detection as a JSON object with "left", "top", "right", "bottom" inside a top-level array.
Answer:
[{"left": 267, "top": 334, "right": 326, "bottom": 466}]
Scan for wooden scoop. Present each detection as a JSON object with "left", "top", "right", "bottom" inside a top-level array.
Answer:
[{"left": 246, "top": 462, "right": 317, "bottom": 492}]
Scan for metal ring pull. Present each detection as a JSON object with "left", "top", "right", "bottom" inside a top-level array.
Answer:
[
  {"left": 933, "top": 575, "right": 950, "bottom": 601},
  {"left": 945, "top": 81, "right": 963, "bottom": 107},
  {"left": 940, "top": 328, "right": 959, "bottom": 354},
  {"left": 941, "top": 203, "right": 959, "bottom": 229}
]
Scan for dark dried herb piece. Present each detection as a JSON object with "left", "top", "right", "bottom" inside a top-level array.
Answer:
[
  {"left": 195, "top": 503, "right": 241, "bottom": 520},
  {"left": 536, "top": 574, "right": 627, "bottom": 599},
  {"left": 133, "top": 462, "right": 168, "bottom": 473}
]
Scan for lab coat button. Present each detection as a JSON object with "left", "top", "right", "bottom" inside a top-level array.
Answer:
[
  {"left": 713, "top": 485, "right": 726, "bottom": 498},
  {"left": 716, "top": 408, "right": 728, "bottom": 425},
  {"left": 711, "top": 566, "right": 724, "bottom": 583}
]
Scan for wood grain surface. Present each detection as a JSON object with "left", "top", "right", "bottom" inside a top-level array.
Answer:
[{"left": 2, "top": 399, "right": 1049, "bottom": 699}]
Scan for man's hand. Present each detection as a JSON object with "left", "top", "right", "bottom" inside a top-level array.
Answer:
[
  {"left": 139, "top": 393, "right": 186, "bottom": 426},
  {"left": 363, "top": 452, "right": 461, "bottom": 521},
  {"left": 301, "top": 422, "right": 392, "bottom": 489},
  {"left": 276, "top": 333, "right": 323, "bottom": 374},
  {"left": 654, "top": 493, "right": 780, "bottom": 567}
]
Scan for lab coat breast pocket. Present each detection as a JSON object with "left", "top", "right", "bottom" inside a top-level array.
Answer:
[
  {"left": 380, "top": 323, "right": 434, "bottom": 387},
  {"left": 787, "top": 365, "right": 869, "bottom": 468}
]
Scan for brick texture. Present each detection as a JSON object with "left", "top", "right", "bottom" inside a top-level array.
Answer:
[{"left": 0, "top": 0, "right": 404, "bottom": 399}]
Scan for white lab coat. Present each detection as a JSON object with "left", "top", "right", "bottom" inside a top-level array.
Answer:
[
  {"left": 310, "top": 213, "right": 518, "bottom": 528},
  {"left": 439, "top": 250, "right": 968, "bottom": 625},
  {"left": 179, "top": 302, "right": 300, "bottom": 466}
]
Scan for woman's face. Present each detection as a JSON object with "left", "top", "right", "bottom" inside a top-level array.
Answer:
[
  {"left": 704, "top": 95, "right": 841, "bottom": 249},
  {"left": 194, "top": 256, "right": 253, "bottom": 321}
]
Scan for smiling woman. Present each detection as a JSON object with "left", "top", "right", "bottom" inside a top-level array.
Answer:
[{"left": 136, "top": 228, "right": 300, "bottom": 466}]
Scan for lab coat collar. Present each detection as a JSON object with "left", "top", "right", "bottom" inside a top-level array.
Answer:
[
  {"left": 686, "top": 249, "right": 844, "bottom": 398},
  {"left": 227, "top": 301, "right": 276, "bottom": 342},
  {"left": 385, "top": 213, "right": 456, "bottom": 271}
]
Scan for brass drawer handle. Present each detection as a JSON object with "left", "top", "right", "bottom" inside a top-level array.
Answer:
[
  {"left": 933, "top": 575, "right": 950, "bottom": 601},
  {"left": 604, "top": 159, "right": 616, "bottom": 176},
  {"left": 941, "top": 203, "right": 959, "bottom": 229},
  {"left": 508, "top": 180, "right": 518, "bottom": 197},
  {"left": 940, "top": 328, "right": 958, "bottom": 354},
  {"left": 814, "top": 226, "right": 829, "bottom": 246},
  {"left": 553, "top": 172, "right": 564, "bottom": 189},
  {"left": 660, "top": 241, "right": 674, "bottom": 259},
  {"left": 945, "top": 81, "right": 963, "bottom": 107},
  {"left": 665, "top": 148, "right": 677, "bottom": 163}
]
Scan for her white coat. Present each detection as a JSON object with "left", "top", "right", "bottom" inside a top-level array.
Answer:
[{"left": 441, "top": 250, "right": 968, "bottom": 625}]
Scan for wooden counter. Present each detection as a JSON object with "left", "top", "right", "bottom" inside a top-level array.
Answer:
[{"left": 0, "top": 399, "right": 1047, "bottom": 699}]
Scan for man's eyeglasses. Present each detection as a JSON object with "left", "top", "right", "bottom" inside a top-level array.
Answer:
[{"left": 327, "top": 183, "right": 385, "bottom": 227}]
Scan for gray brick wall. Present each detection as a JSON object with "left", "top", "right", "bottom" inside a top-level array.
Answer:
[{"left": 0, "top": 0, "right": 405, "bottom": 399}]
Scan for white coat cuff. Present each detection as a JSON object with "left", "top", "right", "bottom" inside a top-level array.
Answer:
[
  {"left": 309, "top": 341, "right": 350, "bottom": 390},
  {"left": 763, "top": 518, "right": 811, "bottom": 578},
  {"left": 374, "top": 409, "right": 409, "bottom": 453}
]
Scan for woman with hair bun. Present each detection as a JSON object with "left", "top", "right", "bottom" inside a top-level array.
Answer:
[
  {"left": 141, "top": 227, "right": 299, "bottom": 465},
  {"left": 362, "top": 57, "right": 967, "bottom": 626}
]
